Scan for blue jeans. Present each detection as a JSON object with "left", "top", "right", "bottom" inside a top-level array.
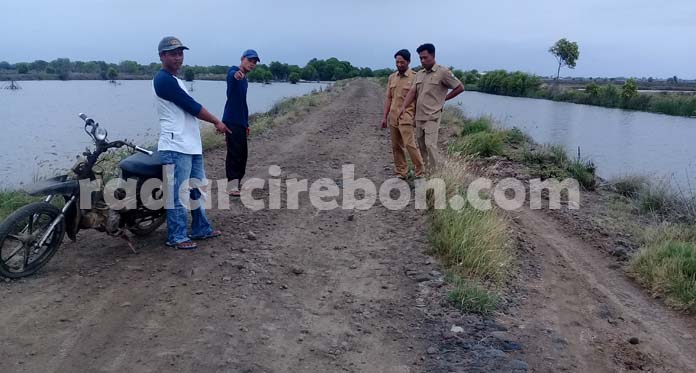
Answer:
[{"left": 160, "top": 151, "right": 213, "bottom": 244}]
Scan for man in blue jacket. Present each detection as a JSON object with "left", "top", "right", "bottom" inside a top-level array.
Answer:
[
  {"left": 154, "top": 36, "right": 228, "bottom": 250},
  {"left": 223, "top": 49, "right": 259, "bottom": 196}
]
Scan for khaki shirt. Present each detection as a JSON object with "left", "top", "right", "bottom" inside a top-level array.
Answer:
[
  {"left": 387, "top": 69, "right": 416, "bottom": 127},
  {"left": 412, "top": 64, "right": 462, "bottom": 121}
]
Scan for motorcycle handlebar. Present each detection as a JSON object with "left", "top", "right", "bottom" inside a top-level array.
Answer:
[
  {"left": 78, "top": 113, "right": 95, "bottom": 126},
  {"left": 109, "top": 140, "right": 153, "bottom": 156}
]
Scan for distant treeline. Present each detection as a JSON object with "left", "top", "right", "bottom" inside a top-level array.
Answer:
[
  {"left": 472, "top": 70, "right": 696, "bottom": 117},
  {"left": 0, "top": 58, "right": 397, "bottom": 83}
]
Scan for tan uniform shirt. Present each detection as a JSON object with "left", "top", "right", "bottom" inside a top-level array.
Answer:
[
  {"left": 412, "top": 64, "right": 462, "bottom": 121},
  {"left": 387, "top": 69, "right": 416, "bottom": 127}
]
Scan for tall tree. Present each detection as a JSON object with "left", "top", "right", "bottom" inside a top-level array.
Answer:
[{"left": 549, "top": 38, "right": 580, "bottom": 80}]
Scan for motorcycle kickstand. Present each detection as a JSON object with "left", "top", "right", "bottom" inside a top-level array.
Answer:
[{"left": 119, "top": 232, "right": 138, "bottom": 254}]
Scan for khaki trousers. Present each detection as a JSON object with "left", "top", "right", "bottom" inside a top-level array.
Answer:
[
  {"left": 415, "top": 118, "right": 441, "bottom": 172},
  {"left": 389, "top": 124, "right": 424, "bottom": 177}
]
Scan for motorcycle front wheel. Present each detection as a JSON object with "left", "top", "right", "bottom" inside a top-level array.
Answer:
[{"left": 0, "top": 202, "right": 65, "bottom": 278}]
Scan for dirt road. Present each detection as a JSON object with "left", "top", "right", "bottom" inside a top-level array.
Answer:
[
  {"left": 1, "top": 79, "right": 694, "bottom": 373},
  {"left": 502, "top": 208, "right": 696, "bottom": 372}
]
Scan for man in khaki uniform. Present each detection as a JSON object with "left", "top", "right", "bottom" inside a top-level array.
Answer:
[
  {"left": 400, "top": 43, "right": 464, "bottom": 171},
  {"left": 381, "top": 49, "right": 424, "bottom": 179}
]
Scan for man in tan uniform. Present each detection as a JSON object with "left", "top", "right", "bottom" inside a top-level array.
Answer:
[
  {"left": 381, "top": 49, "right": 425, "bottom": 179},
  {"left": 400, "top": 43, "right": 464, "bottom": 171}
]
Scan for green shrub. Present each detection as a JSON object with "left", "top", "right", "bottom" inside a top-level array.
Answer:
[
  {"left": 631, "top": 240, "right": 696, "bottom": 312},
  {"left": 460, "top": 117, "right": 493, "bottom": 136},
  {"left": 448, "top": 277, "right": 501, "bottom": 315},
  {"left": 451, "top": 132, "right": 504, "bottom": 157}
]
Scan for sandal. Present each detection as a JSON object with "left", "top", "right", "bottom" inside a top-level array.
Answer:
[
  {"left": 190, "top": 230, "right": 222, "bottom": 241},
  {"left": 165, "top": 240, "right": 198, "bottom": 250}
]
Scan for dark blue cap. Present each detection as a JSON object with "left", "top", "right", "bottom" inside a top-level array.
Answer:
[{"left": 242, "top": 49, "right": 260, "bottom": 62}]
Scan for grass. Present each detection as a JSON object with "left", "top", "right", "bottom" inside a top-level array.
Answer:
[
  {"left": 608, "top": 174, "right": 696, "bottom": 223},
  {"left": 450, "top": 131, "right": 504, "bottom": 157},
  {"left": 631, "top": 225, "right": 696, "bottom": 312},
  {"left": 460, "top": 117, "right": 493, "bottom": 136},
  {"left": 428, "top": 157, "right": 512, "bottom": 314},
  {"left": 518, "top": 145, "right": 596, "bottom": 190},
  {"left": 0, "top": 191, "right": 42, "bottom": 220},
  {"left": 447, "top": 276, "right": 501, "bottom": 316},
  {"left": 612, "top": 175, "right": 650, "bottom": 198},
  {"left": 442, "top": 107, "right": 597, "bottom": 190}
]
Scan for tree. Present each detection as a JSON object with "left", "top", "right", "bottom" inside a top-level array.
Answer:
[
  {"left": 549, "top": 38, "right": 580, "bottom": 80},
  {"left": 288, "top": 72, "right": 300, "bottom": 84},
  {"left": 585, "top": 82, "right": 600, "bottom": 97},
  {"left": 0, "top": 61, "right": 10, "bottom": 70},
  {"left": 183, "top": 68, "right": 195, "bottom": 82},
  {"left": 269, "top": 61, "right": 288, "bottom": 80},
  {"left": 262, "top": 70, "right": 273, "bottom": 83},
  {"left": 50, "top": 58, "right": 72, "bottom": 80},
  {"left": 621, "top": 78, "right": 638, "bottom": 104},
  {"left": 288, "top": 65, "right": 302, "bottom": 78},
  {"left": 301, "top": 65, "right": 318, "bottom": 81},
  {"left": 372, "top": 68, "right": 394, "bottom": 78},
  {"left": 359, "top": 67, "right": 373, "bottom": 78},
  {"left": 107, "top": 67, "right": 118, "bottom": 81},
  {"left": 31, "top": 60, "right": 48, "bottom": 72},
  {"left": 16, "top": 63, "right": 29, "bottom": 74},
  {"left": 119, "top": 60, "right": 140, "bottom": 74}
]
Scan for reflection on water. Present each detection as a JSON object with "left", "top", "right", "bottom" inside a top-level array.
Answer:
[
  {"left": 455, "top": 92, "right": 696, "bottom": 190},
  {"left": 0, "top": 80, "right": 328, "bottom": 189}
]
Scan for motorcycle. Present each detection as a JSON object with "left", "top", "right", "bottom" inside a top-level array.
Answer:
[{"left": 0, "top": 114, "right": 166, "bottom": 278}]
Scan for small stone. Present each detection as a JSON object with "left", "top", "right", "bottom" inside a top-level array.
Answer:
[
  {"left": 195, "top": 290, "right": 204, "bottom": 295},
  {"left": 510, "top": 359, "right": 529, "bottom": 371},
  {"left": 291, "top": 267, "right": 304, "bottom": 275},
  {"left": 502, "top": 341, "right": 523, "bottom": 352},
  {"left": 414, "top": 273, "right": 431, "bottom": 283},
  {"left": 240, "top": 327, "right": 249, "bottom": 333},
  {"left": 222, "top": 276, "right": 232, "bottom": 282},
  {"left": 4, "top": 278, "right": 10, "bottom": 283},
  {"left": 266, "top": 280, "right": 273, "bottom": 285},
  {"left": 247, "top": 231, "right": 257, "bottom": 241},
  {"left": 628, "top": 337, "right": 640, "bottom": 345},
  {"left": 450, "top": 325, "right": 464, "bottom": 334},
  {"left": 281, "top": 284, "right": 289, "bottom": 290},
  {"left": 490, "top": 331, "right": 513, "bottom": 342},
  {"left": 682, "top": 333, "right": 694, "bottom": 340},
  {"left": 120, "top": 302, "right": 132, "bottom": 307},
  {"left": 426, "top": 347, "right": 438, "bottom": 355}
]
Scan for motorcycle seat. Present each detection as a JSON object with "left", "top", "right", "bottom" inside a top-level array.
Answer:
[{"left": 119, "top": 151, "right": 163, "bottom": 179}]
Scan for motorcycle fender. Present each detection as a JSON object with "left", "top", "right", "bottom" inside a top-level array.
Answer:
[{"left": 64, "top": 195, "right": 81, "bottom": 241}]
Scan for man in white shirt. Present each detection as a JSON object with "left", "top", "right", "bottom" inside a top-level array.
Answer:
[{"left": 154, "top": 36, "right": 229, "bottom": 250}]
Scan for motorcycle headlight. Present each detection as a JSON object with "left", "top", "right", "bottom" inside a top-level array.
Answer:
[{"left": 95, "top": 126, "right": 108, "bottom": 141}]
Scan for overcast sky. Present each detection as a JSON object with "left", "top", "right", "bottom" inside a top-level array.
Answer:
[{"left": 2, "top": 0, "right": 694, "bottom": 78}]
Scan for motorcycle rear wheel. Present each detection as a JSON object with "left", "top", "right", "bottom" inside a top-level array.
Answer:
[{"left": 128, "top": 214, "right": 166, "bottom": 236}]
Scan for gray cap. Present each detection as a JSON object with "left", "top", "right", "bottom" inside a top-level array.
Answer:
[{"left": 158, "top": 36, "right": 189, "bottom": 53}]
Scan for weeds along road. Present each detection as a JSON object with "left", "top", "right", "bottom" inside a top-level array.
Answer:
[{"left": 1, "top": 78, "right": 694, "bottom": 373}]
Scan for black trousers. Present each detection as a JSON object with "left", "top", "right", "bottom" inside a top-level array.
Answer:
[{"left": 225, "top": 126, "right": 248, "bottom": 182}]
